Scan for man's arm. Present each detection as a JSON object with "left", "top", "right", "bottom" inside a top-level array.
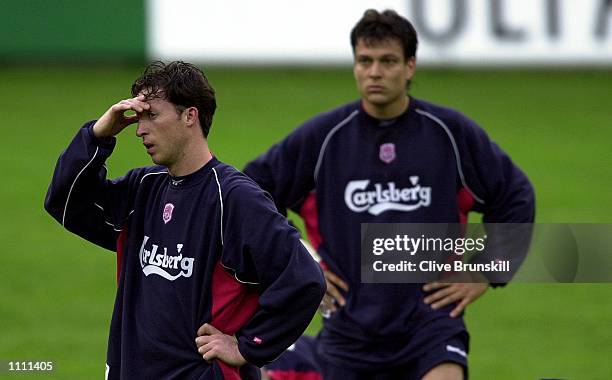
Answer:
[
  {"left": 44, "top": 96, "right": 150, "bottom": 249},
  {"left": 196, "top": 178, "right": 325, "bottom": 367},
  {"left": 243, "top": 116, "right": 351, "bottom": 318},
  {"left": 243, "top": 116, "right": 325, "bottom": 216},
  {"left": 423, "top": 116, "right": 535, "bottom": 317}
]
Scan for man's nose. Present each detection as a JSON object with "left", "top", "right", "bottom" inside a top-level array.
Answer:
[
  {"left": 136, "top": 120, "right": 147, "bottom": 137},
  {"left": 368, "top": 61, "right": 382, "bottom": 77}
]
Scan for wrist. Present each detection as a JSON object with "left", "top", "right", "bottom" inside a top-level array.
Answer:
[
  {"left": 235, "top": 351, "right": 248, "bottom": 367},
  {"left": 87, "top": 121, "right": 116, "bottom": 147},
  {"left": 92, "top": 120, "right": 111, "bottom": 138},
  {"left": 233, "top": 336, "right": 248, "bottom": 366}
]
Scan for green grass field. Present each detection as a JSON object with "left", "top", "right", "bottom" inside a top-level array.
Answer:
[{"left": 1, "top": 66, "right": 611, "bottom": 379}]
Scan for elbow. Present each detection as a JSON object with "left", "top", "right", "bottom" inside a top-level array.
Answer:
[
  {"left": 43, "top": 189, "right": 62, "bottom": 224},
  {"left": 295, "top": 265, "right": 326, "bottom": 311},
  {"left": 520, "top": 178, "right": 536, "bottom": 222},
  {"left": 43, "top": 193, "right": 52, "bottom": 214},
  {"left": 311, "top": 266, "right": 327, "bottom": 305}
]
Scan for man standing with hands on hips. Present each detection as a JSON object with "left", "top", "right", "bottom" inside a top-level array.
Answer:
[{"left": 247, "top": 10, "right": 535, "bottom": 380}]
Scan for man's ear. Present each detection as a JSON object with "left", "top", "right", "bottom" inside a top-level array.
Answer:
[
  {"left": 184, "top": 107, "right": 199, "bottom": 127},
  {"left": 405, "top": 57, "right": 417, "bottom": 82}
]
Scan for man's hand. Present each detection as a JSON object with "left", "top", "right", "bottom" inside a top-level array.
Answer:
[
  {"left": 319, "top": 270, "right": 349, "bottom": 318},
  {"left": 195, "top": 323, "right": 247, "bottom": 367},
  {"left": 423, "top": 274, "right": 488, "bottom": 318},
  {"left": 92, "top": 95, "right": 150, "bottom": 138}
]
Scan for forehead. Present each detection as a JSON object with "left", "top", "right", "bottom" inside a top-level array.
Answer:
[
  {"left": 354, "top": 37, "right": 404, "bottom": 58},
  {"left": 138, "top": 91, "right": 174, "bottom": 110}
]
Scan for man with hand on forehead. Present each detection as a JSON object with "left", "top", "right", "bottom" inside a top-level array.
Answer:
[
  {"left": 247, "top": 9, "right": 535, "bottom": 380},
  {"left": 45, "top": 61, "right": 325, "bottom": 379}
]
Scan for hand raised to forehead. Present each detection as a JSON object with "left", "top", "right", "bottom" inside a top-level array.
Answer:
[{"left": 92, "top": 94, "right": 150, "bottom": 138}]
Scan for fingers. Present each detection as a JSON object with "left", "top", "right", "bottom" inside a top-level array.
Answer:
[
  {"left": 319, "top": 270, "right": 349, "bottom": 317},
  {"left": 194, "top": 330, "right": 247, "bottom": 366},
  {"left": 195, "top": 324, "right": 224, "bottom": 361},
  {"left": 195, "top": 335, "right": 214, "bottom": 348},
  {"left": 450, "top": 298, "right": 470, "bottom": 318},
  {"left": 116, "top": 95, "right": 150, "bottom": 114},
  {"left": 198, "top": 340, "right": 243, "bottom": 366},
  {"left": 325, "top": 281, "right": 346, "bottom": 307},
  {"left": 422, "top": 281, "right": 449, "bottom": 292},
  {"left": 424, "top": 286, "right": 460, "bottom": 309},
  {"left": 198, "top": 340, "right": 218, "bottom": 362},
  {"left": 197, "top": 323, "right": 221, "bottom": 337},
  {"left": 325, "top": 271, "right": 349, "bottom": 292},
  {"left": 423, "top": 283, "right": 488, "bottom": 317},
  {"left": 319, "top": 294, "right": 337, "bottom": 318},
  {"left": 324, "top": 271, "right": 348, "bottom": 307},
  {"left": 430, "top": 293, "right": 462, "bottom": 310},
  {"left": 93, "top": 96, "right": 150, "bottom": 138}
]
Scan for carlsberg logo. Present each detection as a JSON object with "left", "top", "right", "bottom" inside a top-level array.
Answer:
[
  {"left": 344, "top": 178, "right": 431, "bottom": 215},
  {"left": 139, "top": 235, "right": 194, "bottom": 281}
]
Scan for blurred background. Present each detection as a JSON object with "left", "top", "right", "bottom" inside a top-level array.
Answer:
[{"left": 1, "top": 0, "right": 611, "bottom": 378}]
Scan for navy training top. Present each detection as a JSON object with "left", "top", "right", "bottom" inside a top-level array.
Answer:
[
  {"left": 244, "top": 98, "right": 535, "bottom": 369},
  {"left": 45, "top": 122, "right": 326, "bottom": 379}
]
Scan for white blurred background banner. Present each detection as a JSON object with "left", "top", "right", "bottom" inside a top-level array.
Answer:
[{"left": 149, "top": 0, "right": 612, "bottom": 66}]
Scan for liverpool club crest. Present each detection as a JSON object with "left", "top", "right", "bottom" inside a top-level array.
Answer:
[
  {"left": 163, "top": 203, "right": 175, "bottom": 224},
  {"left": 379, "top": 143, "right": 396, "bottom": 164}
]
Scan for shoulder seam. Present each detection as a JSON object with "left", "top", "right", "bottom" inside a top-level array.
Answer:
[
  {"left": 214, "top": 167, "right": 261, "bottom": 285},
  {"left": 314, "top": 109, "right": 359, "bottom": 181},
  {"left": 415, "top": 108, "right": 485, "bottom": 204},
  {"left": 212, "top": 167, "right": 224, "bottom": 245}
]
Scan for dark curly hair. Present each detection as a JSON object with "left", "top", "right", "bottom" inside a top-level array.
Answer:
[
  {"left": 131, "top": 61, "right": 217, "bottom": 138},
  {"left": 350, "top": 9, "right": 418, "bottom": 60}
]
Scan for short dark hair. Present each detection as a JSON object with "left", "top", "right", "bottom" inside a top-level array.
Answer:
[
  {"left": 350, "top": 9, "right": 418, "bottom": 60},
  {"left": 131, "top": 61, "right": 217, "bottom": 138}
]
